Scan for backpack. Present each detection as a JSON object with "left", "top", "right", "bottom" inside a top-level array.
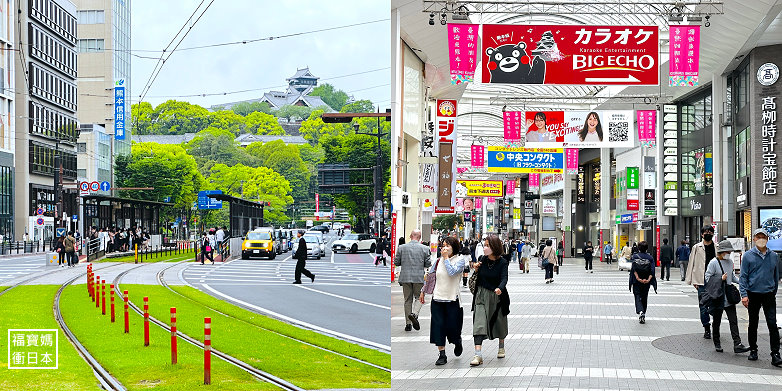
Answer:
[{"left": 633, "top": 255, "right": 652, "bottom": 279}]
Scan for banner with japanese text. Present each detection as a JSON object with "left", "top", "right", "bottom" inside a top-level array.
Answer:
[
  {"left": 669, "top": 25, "right": 700, "bottom": 87},
  {"left": 448, "top": 24, "right": 479, "bottom": 84},
  {"left": 436, "top": 100, "right": 458, "bottom": 213},
  {"left": 506, "top": 180, "right": 516, "bottom": 196},
  {"left": 529, "top": 173, "right": 540, "bottom": 188},
  {"left": 503, "top": 111, "right": 523, "bottom": 141},
  {"left": 419, "top": 163, "right": 437, "bottom": 193},
  {"left": 470, "top": 144, "right": 485, "bottom": 167},
  {"left": 523, "top": 110, "right": 635, "bottom": 148},
  {"left": 481, "top": 24, "right": 659, "bottom": 86},
  {"left": 114, "top": 79, "right": 126, "bottom": 140},
  {"left": 637, "top": 110, "right": 656, "bottom": 147},
  {"left": 487, "top": 147, "right": 564, "bottom": 174},
  {"left": 456, "top": 180, "right": 504, "bottom": 197},
  {"left": 566, "top": 148, "right": 579, "bottom": 174}
]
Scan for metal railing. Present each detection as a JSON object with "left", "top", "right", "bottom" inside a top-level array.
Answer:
[{"left": 0, "top": 240, "right": 56, "bottom": 255}]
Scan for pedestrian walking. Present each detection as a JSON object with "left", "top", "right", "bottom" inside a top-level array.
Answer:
[
  {"left": 659, "top": 238, "right": 675, "bottom": 281},
  {"left": 557, "top": 241, "right": 565, "bottom": 266},
  {"left": 620, "top": 243, "right": 632, "bottom": 263},
  {"left": 632, "top": 242, "right": 639, "bottom": 255},
  {"left": 705, "top": 240, "right": 751, "bottom": 354},
  {"left": 740, "top": 228, "right": 782, "bottom": 366},
  {"left": 685, "top": 226, "right": 716, "bottom": 339},
  {"left": 206, "top": 230, "right": 217, "bottom": 261},
  {"left": 516, "top": 241, "right": 524, "bottom": 268},
  {"left": 584, "top": 241, "right": 594, "bottom": 273},
  {"left": 629, "top": 241, "right": 656, "bottom": 324},
  {"left": 375, "top": 233, "right": 388, "bottom": 267},
  {"left": 54, "top": 236, "right": 65, "bottom": 266},
  {"left": 199, "top": 232, "right": 214, "bottom": 265},
  {"left": 215, "top": 226, "right": 225, "bottom": 258},
  {"left": 293, "top": 230, "right": 315, "bottom": 284},
  {"left": 541, "top": 240, "right": 557, "bottom": 284},
  {"left": 394, "top": 229, "right": 431, "bottom": 332},
  {"left": 64, "top": 231, "right": 77, "bottom": 267},
  {"left": 520, "top": 241, "right": 532, "bottom": 273},
  {"left": 676, "top": 240, "right": 691, "bottom": 281},
  {"left": 603, "top": 241, "right": 613, "bottom": 264},
  {"left": 469, "top": 234, "right": 510, "bottom": 366},
  {"left": 420, "top": 236, "right": 465, "bottom": 366}
]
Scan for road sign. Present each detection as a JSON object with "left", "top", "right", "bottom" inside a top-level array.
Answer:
[
  {"left": 100, "top": 181, "right": 111, "bottom": 191},
  {"left": 56, "top": 227, "right": 66, "bottom": 237},
  {"left": 36, "top": 208, "right": 44, "bottom": 215},
  {"left": 72, "top": 215, "right": 78, "bottom": 221},
  {"left": 369, "top": 210, "right": 375, "bottom": 217},
  {"left": 197, "top": 190, "right": 223, "bottom": 210},
  {"left": 36, "top": 217, "right": 44, "bottom": 226},
  {"left": 90, "top": 181, "right": 100, "bottom": 192}
]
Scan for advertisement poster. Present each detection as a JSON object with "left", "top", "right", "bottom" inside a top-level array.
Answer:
[
  {"left": 487, "top": 147, "right": 564, "bottom": 174},
  {"left": 760, "top": 209, "right": 782, "bottom": 251},
  {"left": 637, "top": 110, "right": 657, "bottom": 147},
  {"left": 529, "top": 173, "right": 540, "bottom": 188},
  {"left": 523, "top": 110, "right": 635, "bottom": 148},
  {"left": 503, "top": 111, "right": 523, "bottom": 141},
  {"left": 455, "top": 180, "right": 504, "bottom": 197},
  {"left": 669, "top": 25, "right": 700, "bottom": 87},
  {"left": 542, "top": 198, "right": 557, "bottom": 214},
  {"left": 436, "top": 100, "right": 457, "bottom": 212},
  {"left": 448, "top": 24, "right": 479, "bottom": 84},
  {"left": 481, "top": 24, "right": 659, "bottom": 86},
  {"left": 523, "top": 110, "right": 565, "bottom": 144}
]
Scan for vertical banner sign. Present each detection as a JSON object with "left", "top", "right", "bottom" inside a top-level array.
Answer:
[
  {"left": 436, "top": 100, "right": 458, "bottom": 213},
  {"left": 576, "top": 166, "right": 586, "bottom": 203},
  {"left": 470, "top": 144, "right": 485, "bottom": 167},
  {"left": 315, "top": 193, "right": 320, "bottom": 221},
  {"left": 529, "top": 173, "right": 540, "bottom": 188},
  {"left": 419, "top": 163, "right": 437, "bottom": 193},
  {"left": 656, "top": 225, "right": 661, "bottom": 267},
  {"left": 114, "top": 79, "right": 126, "bottom": 140},
  {"left": 503, "top": 111, "right": 523, "bottom": 141},
  {"left": 669, "top": 25, "right": 700, "bottom": 86},
  {"left": 420, "top": 121, "right": 436, "bottom": 157},
  {"left": 637, "top": 110, "right": 657, "bottom": 147},
  {"left": 644, "top": 189, "right": 656, "bottom": 216},
  {"left": 475, "top": 197, "right": 482, "bottom": 210},
  {"left": 448, "top": 24, "right": 479, "bottom": 84},
  {"left": 663, "top": 105, "right": 679, "bottom": 215},
  {"left": 506, "top": 180, "right": 516, "bottom": 196},
  {"left": 390, "top": 212, "right": 397, "bottom": 281},
  {"left": 762, "top": 96, "right": 778, "bottom": 195},
  {"left": 627, "top": 167, "right": 640, "bottom": 211},
  {"left": 566, "top": 149, "right": 579, "bottom": 174}
]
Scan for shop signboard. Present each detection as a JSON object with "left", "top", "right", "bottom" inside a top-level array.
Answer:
[
  {"left": 419, "top": 163, "right": 437, "bottom": 193},
  {"left": 644, "top": 189, "right": 656, "bottom": 216},
  {"left": 576, "top": 166, "right": 586, "bottom": 203},
  {"left": 503, "top": 111, "right": 523, "bottom": 141},
  {"left": 663, "top": 104, "right": 679, "bottom": 216},
  {"left": 448, "top": 24, "right": 479, "bottom": 84},
  {"left": 487, "top": 147, "right": 564, "bottom": 173},
  {"left": 627, "top": 188, "right": 639, "bottom": 211},
  {"left": 481, "top": 24, "right": 659, "bottom": 86},
  {"left": 620, "top": 213, "right": 634, "bottom": 224},
  {"left": 540, "top": 173, "right": 564, "bottom": 195},
  {"left": 592, "top": 166, "right": 601, "bottom": 204},
  {"left": 627, "top": 167, "right": 639, "bottom": 189},
  {"left": 518, "top": 110, "right": 635, "bottom": 148},
  {"left": 436, "top": 100, "right": 457, "bottom": 211},
  {"left": 542, "top": 198, "right": 557, "bottom": 214},
  {"left": 455, "top": 180, "right": 503, "bottom": 197},
  {"left": 420, "top": 121, "right": 436, "bottom": 157},
  {"left": 736, "top": 176, "right": 749, "bottom": 209},
  {"left": 529, "top": 173, "right": 540, "bottom": 188},
  {"left": 566, "top": 148, "right": 579, "bottom": 174},
  {"left": 669, "top": 25, "right": 700, "bottom": 87},
  {"left": 643, "top": 156, "right": 656, "bottom": 189}
]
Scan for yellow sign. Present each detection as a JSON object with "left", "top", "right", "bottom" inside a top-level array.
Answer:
[
  {"left": 456, "top": 180, "right": 504, "bottom": 197},
  {"left": 620, "top": 235, "right": 629, "bottom": 249},
  {"left": 513, "top": 208, "right": 521, "bottom": 220}
]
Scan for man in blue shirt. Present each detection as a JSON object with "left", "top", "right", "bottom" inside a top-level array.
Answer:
[
  {"left": 676, "top": 240, "right": 691, "bottom": 281},
  {"left": 739, "top": 228, "right": 782, "bottom": 366}
]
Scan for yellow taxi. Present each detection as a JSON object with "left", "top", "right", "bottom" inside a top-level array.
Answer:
[{"left": 241, "top": 228, "right": 276, "bottom": 259}]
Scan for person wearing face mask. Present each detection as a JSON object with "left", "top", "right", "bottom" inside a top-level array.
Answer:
[
  {"left": 685, "top": 226, "right": 716, "bottom": 339},
  {"left": 739, "top": 228, "right": 782, "bottom": 366},
  {"left": 420, "top": 236, "right": 466, "bottom": 366},
  {"left": 704, "top": 240, "right": 751, "bottom": 354},
  {"left": 469, "top": 234, "right": 510, "bottom": 366}
]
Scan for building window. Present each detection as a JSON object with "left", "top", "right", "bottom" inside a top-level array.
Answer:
[
  {"left": 77, "top": 10, "right": 104, "bottom": 24},
  {"left": 735, "top": 126, "right": 750, "bottom": 180},
  {"left": 78, "top": 39, "right": 105, "bottom": 53},
  {"left": 77, "top": 142, "right": 86, "bottom": 153}
]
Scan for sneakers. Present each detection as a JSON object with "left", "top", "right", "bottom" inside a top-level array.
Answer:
[
  {"left": 703, "top": 327, "right": 712, "bottom": 339},
  {"left": 773, "top": 353, "right": 782, "bottom": 367},
  {"left": 454, "top": 343, "right": 463, "bottom": 357},
  {"left": 749, "top": 350, "right": 759, "bottom": 361},
  {"left": 408, "top": 313, "right": 420, "bottom": 330},
  {"left": 435, "top": 355, "right": 447, "bottom": 366},
  {"left": 404, "top": 324, "right": 412, "bottom": 332},
  {"left": 469, "top": 355, "right": 483, "bottom": 366},
  {"left": 715, "top": 343, "right": 723, "bottom": 353},
  {"left": 734, "top": 344, "right": 751, "bottom": 353},
  {"left": 639, "top": 312, "right": 645, "bottom": 324},
  {"left": 497, "top": 348, "right": 505, "bottom": 358}
]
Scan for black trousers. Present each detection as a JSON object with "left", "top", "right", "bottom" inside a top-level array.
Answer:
[
  {"left": 660, "top": 261, "right": 671, "bottom": 280},
  {"left": 295, "top": 258, "right": 314, "bottom": 282},
  {"left": 632, "top": 282, "right": 650, "bottom": 314},
  {"left": 544, "top": 263, "right": 554, "bottom": 279},
  {"left": 712, "top": 304, "right": 741, "bottom": 347},
  {"left": 584, "top": 255, "right": 593, "bottom": 270},
  {"left": 429, "top": 300, "right": 463, "bottom": 347},
  {"left": 605, "top": 253, "right": 612, "bottom": 264},
  {"left": 747, "top": 291, "right": 780, "bottom": 354},
  {"left": 66, "top": 251, "right": 76, "bottom": 266}
]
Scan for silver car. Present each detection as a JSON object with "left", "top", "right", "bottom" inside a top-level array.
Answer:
[{"left": 293, "top": 234, "right": 322, "bottom": 260}]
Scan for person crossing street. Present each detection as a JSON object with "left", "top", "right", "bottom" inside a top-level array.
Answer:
[{"left": 293, "top": 230, "right": 315, "bottom": 284}]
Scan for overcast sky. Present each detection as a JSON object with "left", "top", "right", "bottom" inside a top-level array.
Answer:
[{"left": 130, "top": 0, "right": 390, "bottom": 109}]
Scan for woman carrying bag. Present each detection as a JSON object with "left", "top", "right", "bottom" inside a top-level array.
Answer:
[
  {"left": 469, "top": 234, "right": 510, "bottom": 366},
  {"left": 705, "top": 240, "right": 751, "bottom": 354},
  {"left": 419, "top": 236, "right": 466, "bottom": 366},
  {"left": 542, "top": 240, "right": 557, "bottom": 284}
]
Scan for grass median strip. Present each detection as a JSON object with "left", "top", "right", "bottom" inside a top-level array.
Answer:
[
  {"left": 126, "top": 284, "right": 391, "bottom": 389},
  {"left": 169, "top": 285, "right": 391, "bottom": 368},
  {"left": 0, "top": 286, "right": 8, "bottom": 294},
  {"left": 59, "top": 285, "right": 272, "bottom": 390},
  {"left": 0, "top": 285, "right": 99, "bottom": 390},
  {"left": 98, "top": 251, "right": 196, "bottom": 263}
]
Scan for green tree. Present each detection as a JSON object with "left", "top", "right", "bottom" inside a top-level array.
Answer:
[
  {"left": 298, "top": 109, "right": 351, "bottom": 144},
  {"left": 273, "top": 105, "right": 313, "bottom": 122},
  {"left": 114, "top": 142, "right": 204, "bottom": 209},
  {"left": 207, "top": 164, "right": 294, "bottom": 224},
  {"left": 185, "top": 127, "right": 259, "bottom": 171},
  {"left": 432, "top": 214, "right": 463, "bottom": 232},
  {"left": 131, "top": 101, "right": 154, "bottom": 135},
  {"left": 244, "top": 111, "right": 285, "bottom": 135},
  {"left": 309, "top": 83, "right": 349, "bottom": 111},
  {"left": 231, "top": 101, "right": 272, "bottom": 116},
  {"left": 340, "top": 99, "right": 375, "bottom": 113},
  {"left": 257, "top": 140, "right": 311, "bottom": 202}
]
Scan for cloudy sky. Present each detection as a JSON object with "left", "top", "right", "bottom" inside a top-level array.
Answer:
[{"left": 130, "top": 0, "right": 390, "bottom": 109}]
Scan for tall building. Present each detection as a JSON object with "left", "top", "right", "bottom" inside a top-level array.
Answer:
[
  {"left": 75, "top": 0, "right": 131, "bottom": 193},
  {"left": 14, "top": 0, "right": 79, "bottom": 241},
  {"left": 0, "top": 3, "right": 15, "bottom": 240}
]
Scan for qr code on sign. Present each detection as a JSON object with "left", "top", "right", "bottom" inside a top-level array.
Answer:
[{"left": 608, "top": 121, "right": 629, "bottom": 142}]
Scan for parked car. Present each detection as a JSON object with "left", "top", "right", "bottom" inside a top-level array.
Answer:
[
  {"left": 293, "top": 234, "right": 322, "bottom": 259},
  {"left": 310, "top": 225, "right": 329, "bottom": 234},
  {"left": 332, "top": 233, "right": 376, "bottom": 254},
  {"left": 241, "top": 229, "right": 276, "bottom": 260}
]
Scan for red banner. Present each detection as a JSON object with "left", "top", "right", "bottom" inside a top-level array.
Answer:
[
  {"left": 390, "top": 212, "right": 397, "bottom": 281},
  {"left": 448, "top": 24, "right": 479, "bottom": 84},
  {"left": 481, "top": 25, "right": 659, "bottom": 85},
  {"left": 503, "top": 111, "right": 523, "bottom": 141}
]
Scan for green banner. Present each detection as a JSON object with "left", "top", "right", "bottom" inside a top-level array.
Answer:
[{"left": 627, "top": 167, "right": 639, "bottom": 189}]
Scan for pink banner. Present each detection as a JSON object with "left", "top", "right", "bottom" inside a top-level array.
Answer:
[
  {"left": 475, "top": 198, "right": 483, "bottom": 210},
  {"left": 566, "top": 149, "right": 579, "bottom": 175},
  {"left": 637, "top": 110, "right": 657, "bottom": 147},
  {"left": 502, "top": 111, "right": 523, "bottom": 141},
  {"left": 457, "top": 167, "right": 468, "bottom": 174},
  {"left": 506, "top": 180, "right": 516, "bottom": 195},
  {"left": 487, "top": 197, "right": 496, "bottom": 203},
  {"left": 470, "top": 144, "right": 485, "bottom": 167},
  {"left": 669, "top": 25, "right": 700, "bottom": 86},
  {"left": 529, "top": 174, "right": 540, "bottom": 188},
  {"left": 448, "top": 23, "right": 479, "bottom": 84}
]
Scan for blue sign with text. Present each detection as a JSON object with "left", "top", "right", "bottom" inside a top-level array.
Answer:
[
  {"left": 114, "top": 79, "right": 126, "bottom": 140},
  {"left": 197, "top": 190, "right": 223, "bottom": 210}
]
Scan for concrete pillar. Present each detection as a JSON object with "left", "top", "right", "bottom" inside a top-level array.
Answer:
[
  {"left": 563, "top": 170, "right": 573, "bottom": 257},
  {"left": 600, "top": 148, "right": 611, "bottom": 257},
  {"left": 711, "top": 76, "right": 731, "bottom": 238}
]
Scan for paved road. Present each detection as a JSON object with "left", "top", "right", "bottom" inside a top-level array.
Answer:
[
  {"left": 392, "top": 257, "right": 782, "bottom": 391},
  {"left": 181, "top": 232, "right": 391, "bottom": 351},
  {"left": 0, "top": 254, "right": 48, "bottom": 285}
]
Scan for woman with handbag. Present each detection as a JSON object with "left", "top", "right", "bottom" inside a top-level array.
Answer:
[
  {"left": 419, "top": 236, "right": 466, "bottom": 366},
  {"left": 200, "top": 232, "right": 214, "bottom": 265},
  {"left": 469, "top": 234, "right": 510, "bottom": 366},
  {"left": 542, "top": 240, "right": 557, "bottom": 284},
  {"left": 705, "top": 240, "right": 751, "bottom": 353}
]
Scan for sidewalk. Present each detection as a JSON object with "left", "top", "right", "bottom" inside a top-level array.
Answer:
[{"left": 391, "top": 257, "right": 782, "bottom": 391}]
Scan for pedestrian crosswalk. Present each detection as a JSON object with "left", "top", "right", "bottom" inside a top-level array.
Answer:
[
  {"left": 182, "top": 258, "right": 392, "bottom": 286},
  {"left": 0, "top": 255, "right": 47, "bottom": 284}
]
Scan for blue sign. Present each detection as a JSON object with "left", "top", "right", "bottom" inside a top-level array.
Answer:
[
  {"left": 620, "top": 214, "right": 634, "bottom": 224},
  {"left": 72, "top": 215, "right": 78, "bottom": 221},
  {"left": 197, "top": 190, "right": 223, "bottom": 210},
  {"left": 114, "top": 79, "right": 126, "bottom": 140},
  {"left": 100, "top": 181, "right": 111, "bottom": 191},
  {"left": 487, "top": 147, "right": 565, "bottom": 174},
  {"left": 56, "top": 228, "right": 66, "bottom": 237},
  {"left": 163, "top": 196, "right": 172, "bottom": 203},
  {"left": 175, "top": 217, "right": 182, "bottom": 223}
]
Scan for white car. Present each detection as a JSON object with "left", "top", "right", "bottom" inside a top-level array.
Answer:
[
  {"left": 293, "top": 234, "right": 322, "bottom": 259},
  {"left": 332, "top": 233, "right": 376, "bottom": 254},
  {"left": 305, "top": 231, "right": 327, "bottom": 255}
]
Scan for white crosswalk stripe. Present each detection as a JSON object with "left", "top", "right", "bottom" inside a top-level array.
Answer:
[{"left": 0, "top": 257, "right": 47, "bottom": 284}]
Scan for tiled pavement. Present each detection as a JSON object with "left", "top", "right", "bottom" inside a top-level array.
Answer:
[{"left": 391, "top": 257, "right": 782, "bottom": 391}]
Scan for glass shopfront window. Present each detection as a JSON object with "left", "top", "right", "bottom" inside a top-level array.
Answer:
[{"left": 735, "top": 126, "right": 750, "bottom": 180}]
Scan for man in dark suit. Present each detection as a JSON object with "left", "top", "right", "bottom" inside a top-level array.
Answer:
[{"left": 293, "top": 230, "right": 315, "bottom": 284}]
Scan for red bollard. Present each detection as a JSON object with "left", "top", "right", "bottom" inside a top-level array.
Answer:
[
  {"left": 110, "top": 284, "right": 115, "bottom": 322},
  {"left": 204, "top": 317, "right": 211, "bottom": 385},
  {"left": 101, "top": 280, "right": 106, "bottom": 315},
  {"left": 123, "top": 290, "right": 129, "bottom": 333},
  {"left": 95, "top": 276, "right": 101, "bottom": 308},
  {"left": 88, "top": 270, "right": 93, "bottom": 300},
  {"left": 170, "top": 308, "right": 177, "bottom": 365},
  {"left": 143, "top": 297, "right": 149, "bottom": 346}
]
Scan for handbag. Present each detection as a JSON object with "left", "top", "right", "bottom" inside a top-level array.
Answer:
[
  {"left": 205, "top": 245, "right": 212, "bottom": 252},
  {"left": 718, "top": 260, "right": 741, "bottom": 305},
  {"left": 541, "top": 248, "right": 551, "bottom": 267},
  {"left": 421, "top": 259, "right": 439, "bottom": 295},
  {"left": 469, "top": 256, "right": 482, "bottom": 294}
]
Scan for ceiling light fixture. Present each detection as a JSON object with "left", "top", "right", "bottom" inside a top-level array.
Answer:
[
  {"left": 704, "top": 15, "right": 711, "bottom": 27},
  {"left": 428, "top": 13, "right": 435, "bottom": 25}
]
